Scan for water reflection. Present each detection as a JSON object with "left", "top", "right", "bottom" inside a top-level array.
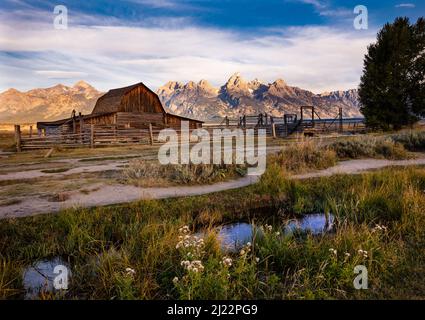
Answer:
[
  {"left": 23, "top": 257, "right": 69, "bottom": 299},
  {"left": 202, "top": 213, "right": 334, "bottom": 252}
]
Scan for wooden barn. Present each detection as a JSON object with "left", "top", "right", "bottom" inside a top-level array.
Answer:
[{"left": 37, "top": 82, "right": 203, "bottom": 135}]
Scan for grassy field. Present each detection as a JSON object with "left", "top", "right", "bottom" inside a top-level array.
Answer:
[
  {"left": 2, "top": 130, "right": 425, "bottom": 299},
  {"left": 1, "top": 162, "right": 425, "bottom": 299}
]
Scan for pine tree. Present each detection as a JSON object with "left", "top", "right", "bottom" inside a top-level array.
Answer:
[{"left": 359, "top": 17, "right": 425, "bottom": 130}]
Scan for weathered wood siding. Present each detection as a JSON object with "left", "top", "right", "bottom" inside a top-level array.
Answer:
[
  {"left": 116, "top": 112, "right": 164, "bottom": 128},
  {"left": 166, "top": 114, "right": 201, "bottom": 129},
  {"left": 120, "top": 86, "right": 165, "bottom": 114}
]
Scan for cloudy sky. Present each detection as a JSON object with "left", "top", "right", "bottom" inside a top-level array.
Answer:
[{"left": 0, "top": 0, "right": 423, "bottom": 93}]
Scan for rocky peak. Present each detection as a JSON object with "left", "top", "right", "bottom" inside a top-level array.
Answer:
[
  {"left": 73, "top": 80, "right": 92, "bottom": 89},
  {"left": 184, "top": 81, "right": 197, "bottom": 90},
  {"left": 158, "top": 81, "right": 183, "bottom": 95},
  {"left": 197, "top": 79, "right": 217, "bottom": 95},
  {"left": 271, "top": 78, "right": 287, "bottom": 88},
  {"left": 223, "top": 72, "right": 251, "bottom": 95},
  {"left": 248, "top": 78, "right": 263, "bottom": 90}
]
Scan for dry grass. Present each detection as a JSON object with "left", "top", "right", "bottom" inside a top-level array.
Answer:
[
  {"left": 274, "top": 140, "right": 338, "bottom": 173},
  {"left": 122, "top": 160, "right": 247, "bottom": 186}
]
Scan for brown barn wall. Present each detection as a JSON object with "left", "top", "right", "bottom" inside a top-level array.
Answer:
[
  {"left": 120, "top": 86, "right": 165, "bottom": 114},
  {"left": 166, "top": 114, "right": 202, "bottom": 129}
]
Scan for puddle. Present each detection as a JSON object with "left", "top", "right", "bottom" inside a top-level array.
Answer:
[
  {"left": 201, "top": 213, "right": 335, "bottom": 252},
  {"left": 216, "top": 223, "right": 255, "bottom": 252},
  {"left": 23, "top": 257, "right": 70, "bottom": 299},
  {"left": 284, "top": 213, "right": 335, "bottom": 235}
]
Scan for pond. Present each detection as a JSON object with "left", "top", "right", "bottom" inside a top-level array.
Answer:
[
  {"left": 201, "top": 213, "right": 335, "bottom": 252},
  {"left": 22, "top": 257, "right": 70, "bottom": 300}
]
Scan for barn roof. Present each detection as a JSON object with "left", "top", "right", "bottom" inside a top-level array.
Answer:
[{"left": 92, "top": 82, "right": 166, "bottom": 114}]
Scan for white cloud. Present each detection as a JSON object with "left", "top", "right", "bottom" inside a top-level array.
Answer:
[
  {"left": 395, "top": 3, "right": 416, "bottom": 8},
  {"left": 0, "top": 13, "right": 375, "bottom": 93},
  {"left": 34, "top": 70, "right": 89, "bottom": 79}
]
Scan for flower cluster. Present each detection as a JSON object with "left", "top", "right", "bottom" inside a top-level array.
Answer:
[
  {"left": 178, "top": 225, "right": 190, "bottom": 234},
  {"left": 221, "top": 256, "right": 233, "bottom": 267},
  {"left": 358, "top": 249, "right": 368, "bottom": 259},
  {"left": 329, "top": 248, "right": 337, "bottom": 256},
  {"left": 175, "top": 225, "right": 206, "bottom": 279},
  {"left": 240, "top": 242, "right": 252, "bottom": 256},
  {"left": 176, "top": 234, "right": 204, "bottom": 251},
  {"left": 180, "top": 260, "right": 205, "bottom": 273},
  {"left": 125, "top": 267, "right": 136, "bottom": 277},
  {"left": 260, "top": 224, "right": 273, "bottom": 232},
  {"left": 372, "top": 224, "right": 388, "bottom": 233}
]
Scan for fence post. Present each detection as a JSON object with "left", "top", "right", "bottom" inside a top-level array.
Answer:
[
  {"left": 14, "top": 125, "right": 21, "bottom": 152},
  {"left": 79, "top": 116, "right": 84, "bottom": 144},
  {"left": 29, "top": 125, "right": 33, "bottom": 138},
  {"left": 272, "top": 123, "right": 276, "bottom": 139},
  {"left": 90, "top": 124, "right": 94, "bottom": 148},
  {"left": 149, "top": 123, "right": 154, "bottom": 145},
  {"left": 339, "top": 107, "right": 343, "bottom": 133}
]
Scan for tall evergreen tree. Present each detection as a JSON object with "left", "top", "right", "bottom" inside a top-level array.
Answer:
[{"left": 359, "top": 17, "right": 425, "bottom": 130}]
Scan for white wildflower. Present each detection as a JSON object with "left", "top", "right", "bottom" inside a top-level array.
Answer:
[
  {"left": 222, "top": 256, "right": 233, "bottom": 267},
  {"left": 125, "top": 267, "right": 136, "bottom": 276}
]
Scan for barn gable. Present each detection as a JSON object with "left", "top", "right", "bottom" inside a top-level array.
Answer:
[{"left": 92, "top": 82, "right": 166, "bottom": 115}]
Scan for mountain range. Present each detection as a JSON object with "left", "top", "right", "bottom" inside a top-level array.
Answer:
[
  {"left": 0, "top": 81, "right": 102, "bottom": 123},
  {"left": 0, "top": 74, "right": 362, "bottom": 123},
  {"left": 157, "top": 73, "right": 361, "bottom": 120}
]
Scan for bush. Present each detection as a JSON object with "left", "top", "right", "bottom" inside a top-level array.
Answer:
[
  {"left": 275, "top": 140, "right": 337, "bottom": 173},
  {"left": 328, "top": 136, "right": 409, "bottom": 160},
  {"left": 391, "top": 131, "right": 425, "bottom": 151},
  {"left": 123, "top": 160, "right": 247, "bottom": 185}
]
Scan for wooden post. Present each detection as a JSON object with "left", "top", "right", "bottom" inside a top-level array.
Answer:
[
  {"left": 113, "top": 113, "right": 117, "bottom": 139},
  {"left": 339, "top": 107, "right": 343, "bottom": 133},
  {"left": 149, "top": 123, "right": 154, "bottom": 145},
  {"left": 272, "top": 123, "right": 276, "bottom": 139},
  {"left": 284, "top": 115, "right": 288, "bottom": 137},
  {"left": 79, "top": 115, "right": 84, "bottom": 144},
  {"left": 311, "top": 106, "right": 315, "bottom": 128},
  {"left": 14, "top": 125, "right": 21, "bottom": 152},
  {"left": 29, "top": 125, "right": 33, "bottom": 138},
  {"left": 90, "top": 124, "right": 94, "bottom": 148},
  {"left": 38, "top": 128, "right": 42, "bottom": 137}
]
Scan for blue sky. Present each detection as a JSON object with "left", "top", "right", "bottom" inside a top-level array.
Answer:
[{"left": 0, "top": 0, "right": 423, "bottom": 93}]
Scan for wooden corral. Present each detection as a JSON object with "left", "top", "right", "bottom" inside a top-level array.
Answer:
[
  {"left": 14, "top": 82, "right": 204, "bottom": 151},
  {"left": 37, "top": 82, "right": 203, "bottom": 136}
]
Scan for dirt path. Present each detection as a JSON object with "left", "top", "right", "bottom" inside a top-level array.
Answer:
[
  {"left": 0, "top": 176, "right": 260, "bottom": 218},
  {"left": 1, "top": 156, "right": 425, "bottom": 219},
  {"left": 292, "top": 157, "right": 425, "bottom": 179}
]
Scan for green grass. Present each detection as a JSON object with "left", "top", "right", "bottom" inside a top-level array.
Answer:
[{"left": 1, "top": 162, "right": 425, "bottom": 299}]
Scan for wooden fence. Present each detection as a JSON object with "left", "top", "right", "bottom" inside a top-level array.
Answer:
[{"left": 14, "top": 124, "right": 268, "bottom": 151}]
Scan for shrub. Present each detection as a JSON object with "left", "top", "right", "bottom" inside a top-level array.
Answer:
[
  {"left": 275, "top": 140, "right": 337, "bottom": 173},
  {"left": 328, "top": 136, "right": 409, "bottom": 160},
  {"left": 123, "top": 160, "right": 247, "bottom": 185}
]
